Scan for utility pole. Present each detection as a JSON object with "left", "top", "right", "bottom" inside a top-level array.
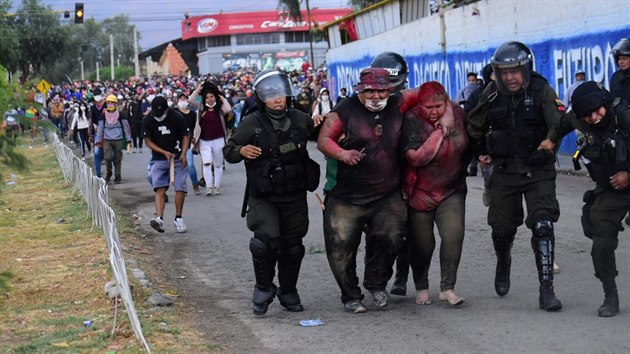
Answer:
[
  {"left": 80, "top": 58, "right": 84, "bottom": 81},
  {"left": 306, "top": 0, "right": 315, "bottom": 67},
  {"left": 133, "top": 28, "right": 140, "bottom": 78},
  {"left": 110, "top": 34, "right": 115, "bottom": 80},
  {"left": 96, "top": 61, "right": 100, "bottom": 81}
]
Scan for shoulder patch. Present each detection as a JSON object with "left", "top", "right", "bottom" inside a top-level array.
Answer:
[{"left": 554, "top": 98, "right": 566, "bottom": 112}]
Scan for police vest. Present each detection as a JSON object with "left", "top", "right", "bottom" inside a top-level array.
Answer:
[
  {"left": 245, "top": 110, "right": 312, "bottom": 197},
  {"left": 581, "top": 102, "right": 630, "bottom": 188},
  {"left": 486, "top": 75, "right": 547, "bottom": 159}
]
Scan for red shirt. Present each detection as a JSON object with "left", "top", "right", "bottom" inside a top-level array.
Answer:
[{"left": 199, "top": 109, "right": 224, "bottom": 141}]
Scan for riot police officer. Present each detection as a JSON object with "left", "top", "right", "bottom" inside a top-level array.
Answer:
[
  {"left": 610, "top": 38, "right": 630, "bottom": 103},
  {"left": 466, "top": 41, "right": 565, "bottom": 311},
  {"left": 223, "top": 70, "right": 321, "bottom": 315},
  {"left": 370, "top": 51, "right": 411, "bottom": 296},
  {"left": 539, "top": 81, "right": 630, "bottom": 317}
]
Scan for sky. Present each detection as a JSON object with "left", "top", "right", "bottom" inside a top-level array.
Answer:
[{"left": 13, "top": 0, "right": 351, "bottom": 49}]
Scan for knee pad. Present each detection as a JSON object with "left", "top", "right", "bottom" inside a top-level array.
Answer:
[
  {"left": 251, "top": 232, "right": 280, "bottom": 255},
  {"left": 249, "top": 237, "right": 268, "bottom": 257},
  {"left": 533, "top": 220, "right": 554, "bottom": 240}
]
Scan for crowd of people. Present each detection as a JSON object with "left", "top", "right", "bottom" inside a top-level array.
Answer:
[{"left": 4, "top": 38, "right": 629, "bottom": 320}]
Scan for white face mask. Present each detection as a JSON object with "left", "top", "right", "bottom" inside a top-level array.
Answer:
[
  {"left": 205, "top": 102, "right": 216, "bottom": 109},
  {"left": 177, "top": 101, "right": 188, "bottom": 110},
  {"left": 153, "top": 113, "right": 166, "bottom": 122},
  {"left": 147, "top": 94, "right": 155, "bottom": 103},
  {"left": 321, "top": 95, "right": 329, "bottom": 101},
  {"left": 94, "top": 95, "right": 102, "bottom": 102},
  {"left": 80, "top": 106, "right": 86, "bottom": 111},
  {"left": 167, "top": 100, "right": 173, "bottom": 107},
  {"left": 365, "top": 98, "right": 388, "bottom": 112}
]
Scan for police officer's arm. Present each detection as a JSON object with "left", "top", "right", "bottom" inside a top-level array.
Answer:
[
  {"left": 223, "top": 115, "right": 260, "bottom": 163},
  {"left": 611, "top": 106, "right": 630, "bottom": 190},
  {"left": 402, "top": 112, "right": 444, "bottom": 167},
  {"left": 317, "top": 112, "right": 365, "bottom": 166},
  {"left": 537, "top": 84, "right": 571, "bottom": 152},
  {"left": 465, "top": 85, "right": 493, "bottom": 162},
  {"left": 539, "top": 110, "right": 577, "bottom": 151}
]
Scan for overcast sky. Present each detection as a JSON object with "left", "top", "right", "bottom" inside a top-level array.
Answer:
[{"left": 14, "top": 0, "right": 350, "bottom": 49}]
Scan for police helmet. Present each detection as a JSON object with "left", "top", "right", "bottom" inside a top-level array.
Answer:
[
  {"left": 611, "top": 38, "right": 630, "bottom": 64},
  {"left": 491, "top": 41, "right": 533, "bottom": 95},
  {"left": 253, "top": 70, "right": 294, "bottom": 107},
  {"left": 370, "top": 52, "right": 409, "bottom": 92}
]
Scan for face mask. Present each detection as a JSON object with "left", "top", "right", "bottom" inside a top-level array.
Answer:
[
  {"left": 205, "top": 102, "right": 216, "bottom": 109},
  {"left": 177, "top": 101, "right": 188, "bottom": 110},
  {"left": 73, "top": 106, "right": 78, "bottom": 111},
  {"left": 147, "top": 94, "right": 155, "bottom": 103},
  {"left": 94, "top": 95, "right": 102, "bottom": 102},
  {"left": 153, "top": 113, "right": 166, "bottom": 122},
  {"left": 167, "top": 100, "right": 173, "bottom": 107},
  {"left": 365, "top": 98, "right": 388, "bottom": 112},
  {"left": 225, "top": 94, "right": 231, "bottom": 98},
  {"left": 80, "top": 106, "right": 86, "bottom": 111},
  {"left": 321, "top": 95, "right": 329, "bottom": 101}
]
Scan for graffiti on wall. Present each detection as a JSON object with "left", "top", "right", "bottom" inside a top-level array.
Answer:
[{"left": 327, "top": 28, "right": 629, "bottom": 153}]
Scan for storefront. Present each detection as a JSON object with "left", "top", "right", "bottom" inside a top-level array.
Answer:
[{"left": 181, "top": 8, "right": 352, "bottom": 74}]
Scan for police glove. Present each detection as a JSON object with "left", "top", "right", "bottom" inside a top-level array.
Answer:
[{"left": 527, "top": 149, "right": 555, "bottom": 167}]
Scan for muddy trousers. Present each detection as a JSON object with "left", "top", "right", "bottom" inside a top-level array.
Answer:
[
  {"left": 104, "top": 139, "right": 124, "bottom": 181},
  {"left": 323, "top": 191, "right": 406, "bottom": 304}
]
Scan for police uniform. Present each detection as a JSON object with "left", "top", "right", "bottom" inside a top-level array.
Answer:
[
  {"left": 466, "top": 41, "right": 564, "bottom": 311},
  {"left": 546, "top": 81, "right": 629, "bottom": 317},
  {"left": 223, "top": 70, "right": 319, "bottom": 315}
]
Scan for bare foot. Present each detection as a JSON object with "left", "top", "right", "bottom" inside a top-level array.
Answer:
[
  {"left": 439, "top": 290, "right": 464, "bottom": 306},
  {"left": 415, "top": 290, "right": 431, "bottom": 305}
]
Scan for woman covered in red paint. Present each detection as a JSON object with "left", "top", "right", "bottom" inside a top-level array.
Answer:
[{"left": 401, "top": 81, "right": 470, "bottom": 307}]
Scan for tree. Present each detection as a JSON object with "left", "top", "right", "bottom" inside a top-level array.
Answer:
[
  {"left": 350, "top": 0, "right": 381, "bottom": 9},
  {"left": 14, "top": 0, "right": 70, "bottom": 80},
  {"left": 0, "top": 0, "right": 20, "bottom": 74}
]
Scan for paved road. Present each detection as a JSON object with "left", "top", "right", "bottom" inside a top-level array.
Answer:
[{"left": 107, "top": 147, "right": 629, "bottom": 353}]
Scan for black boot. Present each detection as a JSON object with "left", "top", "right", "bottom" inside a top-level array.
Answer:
[
  {"left": 492, "top": 233, "right": 514, "bottom": 297},
  {"left": 532, "top": 237, "right": 562, "bottom": 311},
  {"left": 277, "top": 244, "right": 305, "bottom": 312},
  {"left": 250, "top": 237, "right": 278, "bottom": 315},
  {"left": 598, "top": 281, "right": 619, "bottom": 317}
]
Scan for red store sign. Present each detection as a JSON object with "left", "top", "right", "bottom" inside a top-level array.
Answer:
[{"left": 182, "top": 8, "right": 351, "bottom": 40}]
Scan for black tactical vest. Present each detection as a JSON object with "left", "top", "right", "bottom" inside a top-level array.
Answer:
[
  {"left": 581, "top": 103, "right": 630, "bottom": 188},
  {"left": 245, "top": 111, "right": 310, "bottom": 197},
  {"left": 486, "top": 76, "right": 547, "bottom": 159}
]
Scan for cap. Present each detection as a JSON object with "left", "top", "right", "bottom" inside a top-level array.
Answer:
[
  {"left": 355, "top": 68, "right": 393, "bottom": 92},
  {"left": 319, "top": 87, "right": 329, "bottom": 95},
  {"left": 151, "top": 96, "right": 168, "bottom": 117},
  {"left": 571, "top": 81, "right": 612, "bottom": 118}
]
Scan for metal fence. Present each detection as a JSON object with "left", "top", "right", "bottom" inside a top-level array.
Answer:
[{"left": 52, "top": 134, "right": 151, "bottom": 352}]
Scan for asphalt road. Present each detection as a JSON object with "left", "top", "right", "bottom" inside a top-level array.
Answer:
[{"left": 106, "top": 146, "right": 629, "bottom": 353}]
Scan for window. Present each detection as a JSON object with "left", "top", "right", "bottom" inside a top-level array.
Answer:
[
  {"left": 235, "top": 33, "right": 281, "bottom": 45},
  {"left": 207, "top": 35, "right": 231, "bottom": 48},
  {"left": 285, "top": 31, "right": 310, "bottom": 43}
]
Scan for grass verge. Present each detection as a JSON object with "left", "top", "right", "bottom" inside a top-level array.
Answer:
[{"left": 0, "top": 138, "right": 221, "bottom": 353}]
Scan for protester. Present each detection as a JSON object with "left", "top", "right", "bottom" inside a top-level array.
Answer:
[
  {"left": 318, "top": 68, "right": 407, "bottom": 313},
  {"left": 69, "top": 100, "right": 92, "bottom": 158},
  {"left": 142, "top": 96, "right": 190, "bottom": 233},
  {"left": 95, "top": 95, "right": 132, "bottom": 183},
  {"left": 176, "top": 92, "right": 201, "bottom": 195}
]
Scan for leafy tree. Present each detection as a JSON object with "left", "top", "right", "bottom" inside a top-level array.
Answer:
[
  {"left": 0, "top": 0, "right": 20, "bottom": 74},
  {"left": 350, "top": 0, "right": 381, "bottom": 9}
]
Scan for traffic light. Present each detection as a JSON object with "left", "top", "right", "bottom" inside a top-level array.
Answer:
[{"left": 74, "top": 2, "right": 84, "bottom": 24}]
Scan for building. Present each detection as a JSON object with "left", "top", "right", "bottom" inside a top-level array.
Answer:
[{"left": 181, "top": 8, "right": 352, "bottom": 74}]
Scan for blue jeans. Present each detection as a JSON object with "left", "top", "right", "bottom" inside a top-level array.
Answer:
[
  {"left": 186, "top": 148, "right": 198, "bottom": 185},
  {"left": 94, "top": 146, "right": 103, "bottom": 177}
]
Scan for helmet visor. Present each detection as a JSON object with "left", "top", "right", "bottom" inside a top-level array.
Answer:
[{"left": 254, "top": 72, "right": 294, "bottom": 102}]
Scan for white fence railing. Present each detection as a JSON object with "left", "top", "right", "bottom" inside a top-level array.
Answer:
[{"left": 52, "top": 135, "right": 150, "bottom": 352}]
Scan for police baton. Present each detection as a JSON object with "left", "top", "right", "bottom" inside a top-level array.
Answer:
[{"left": 241, "top": 185, "right": 249, "bottom": 218}]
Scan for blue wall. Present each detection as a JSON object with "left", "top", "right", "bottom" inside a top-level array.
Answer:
[{"left": 328, "top": 28, "right": 630, "bottom": 154}]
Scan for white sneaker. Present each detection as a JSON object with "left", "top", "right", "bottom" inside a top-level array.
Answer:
[
  {"left": 174, "top": 218, "right": 187, "bottom": 233},
  {"left": 206, "top": 187, "right": 213, "bottom": 196},
  {"left": 212, "top": 186, "right": 221, "bottom": 195},
  {"left": 150, "top": 217, "right": 165, "bottom": 233}
]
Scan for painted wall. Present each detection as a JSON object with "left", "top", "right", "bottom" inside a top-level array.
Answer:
[{"left": 325, "top": 0, "right": 630, "bottom": 154}]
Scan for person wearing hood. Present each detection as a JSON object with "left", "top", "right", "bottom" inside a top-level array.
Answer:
[
  {"left": 223, "top": 70, "right": 322, "bottom": 316},
  {"left": 142, "top": 96, "right": 190, "bottom": 234},
  {"left": 455, "top": 72, "right": 479, "bottom": 107},
  {"left": 539, "top": 81, "right": 630, "bottom": 317},
  {"left": 95, "top": 95, "right": 131, "bottom": 184}
]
